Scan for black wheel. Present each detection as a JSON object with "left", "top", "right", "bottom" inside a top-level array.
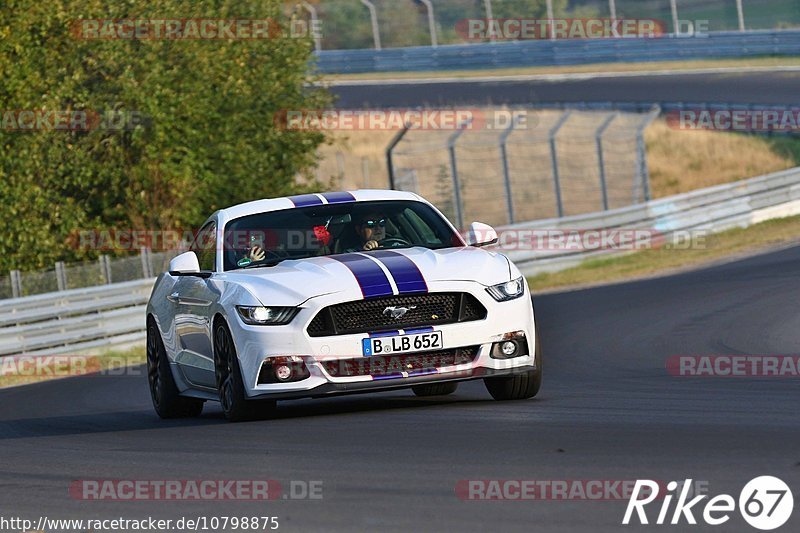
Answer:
[
  {"left": 214, "top": 319, "right": 276, "bottom": 422},
  {"left": 484, "top": 332, "right": 542, "bottom": 401},
  {"left": 412, "top": 382, "right": 459, "bottom": 397},
  {"left": 146, "top": 318, "right": 204, "bottom": 418}
]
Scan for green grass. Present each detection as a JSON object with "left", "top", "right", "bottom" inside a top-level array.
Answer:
[{"left": 529, "top": 214, "right": 800, "bottom": 292}]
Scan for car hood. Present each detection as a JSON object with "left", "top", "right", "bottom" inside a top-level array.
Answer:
[{"left": 217, "top": 247, "right": 512, "bottom": 306}]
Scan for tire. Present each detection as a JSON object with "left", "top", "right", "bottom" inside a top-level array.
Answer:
[
  {"left": 484, "top": 332, "right": 542, "bottom": 401},
  {"left": 214, "top": 319, "right": 276, "bottom": 422},
  {"left": 412, "top": 382, "right": 459, "bottom": 397},
  {"left": 146, "top": 318, "right": 204, "bottom": 419}
]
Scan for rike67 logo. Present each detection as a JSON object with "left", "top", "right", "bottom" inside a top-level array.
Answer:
[{"left": 623, "top": 477, "right": 793, "bottom": 530}]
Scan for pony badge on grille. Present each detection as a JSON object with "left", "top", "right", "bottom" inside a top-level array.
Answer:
[{"left": 383, "top": 306, "right": 417, "bottom": 320}]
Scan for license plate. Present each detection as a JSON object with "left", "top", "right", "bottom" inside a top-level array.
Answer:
[{"left": 362, "top": 331, "right": 443, "bottom": 356}]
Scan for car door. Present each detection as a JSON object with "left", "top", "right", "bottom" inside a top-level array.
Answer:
[{"left": 171, "top": 222, "right": 220, "bottom": 389}]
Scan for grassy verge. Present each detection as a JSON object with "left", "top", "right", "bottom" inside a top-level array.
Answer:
[
  {"left": 646, "top": 121, "right": 800, "bottom": 198},
  {"left": 0, "top": 346, "right": 145, "bottom": 389},
  {"left": 324, "top": 57, "right": 800, "bottom": 82},
  {"left": 528, "top": 215, "right": 800, "bottom": 292}
]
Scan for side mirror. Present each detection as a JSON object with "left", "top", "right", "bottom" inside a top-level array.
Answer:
[
  {"left": 465, "top": 222, "right": 499, "bottom": 247},
  {"left": 169, "top": 252, "right": 211, "bottom": 278}
]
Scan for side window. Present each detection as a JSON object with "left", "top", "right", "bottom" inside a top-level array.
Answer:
[
  {"left": 404, "top": 208, "right": 440, "bottom": 244},
  {"left": 191, "top": 223, "right": 217, "bottom": 272}
]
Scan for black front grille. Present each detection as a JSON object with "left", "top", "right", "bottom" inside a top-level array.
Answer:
[
  {"left": 321, "top": 346, "right": 480, "bottom": 378},
  {"left": 307, "top": 292, "right": 486, "bottom": 337}
]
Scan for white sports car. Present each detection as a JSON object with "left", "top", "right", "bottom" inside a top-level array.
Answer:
[{"left": 146, "top": 190, "right": 541, "bottom": 421}]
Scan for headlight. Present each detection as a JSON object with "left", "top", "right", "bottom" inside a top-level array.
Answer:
[
  {"left": 486, "top": 277, "right": 526, "bottom": 302},
  {"left": 236, "top": 306, "right": 299, "bottom": 325}
]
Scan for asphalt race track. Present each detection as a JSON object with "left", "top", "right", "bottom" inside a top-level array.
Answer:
[
  {"left": 331, "top": 71, "right": 800, "bottom": 109},
  {"left": 2, "top": 245, "right": 799, "bottom": 532}
]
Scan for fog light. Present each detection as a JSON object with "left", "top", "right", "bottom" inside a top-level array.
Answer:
[
  {"left": 257, "top": 356, "right": 311, "bottom": 385},
  {"left": 274, "top": 364, "right": 293, "bottom": 381},
  {"left": 501, "top": 341, "right": 517, "bottom": 356},
  {"left": 490, "top": 332, "right": 529, "bottom": 359}
]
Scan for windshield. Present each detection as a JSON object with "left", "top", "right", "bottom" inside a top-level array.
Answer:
[{"left": 222, "top": 200, "right": 462, "bottom": 272}]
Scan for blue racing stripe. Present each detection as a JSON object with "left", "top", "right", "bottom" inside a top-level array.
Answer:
[
  {"left": 408, "top": 369, "right": 438, "bottom": 378},
  {"left": 370, "top": 250, "right": 428, "bottom": 294},
  {"left": 370, "top": 330, "right": 400, "bottom": 338},
  {"left": 288, "top": 194, "right": 323, "bottom": 207},
  {"left": 332, "top": 254, "right": 394, "bottom": 299},
  {"left": 403, "top": 327, "right": 434, "bottom": 335},
  {"left": 321, "top": 191, "right": 356, "bottom": 204},
  {"left": 372, "top": 373, "right": 404, "bottom": 381}
]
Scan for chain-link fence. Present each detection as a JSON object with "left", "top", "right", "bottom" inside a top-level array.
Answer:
[
  {"left": 386, "top": 107, "right": 658, "bottom": 228},
  {"left": 296, "top": 0, "right": 800, "bottom": 50},
  {"left": 0, "top": 249, "right": 180, "bottom": 300}
]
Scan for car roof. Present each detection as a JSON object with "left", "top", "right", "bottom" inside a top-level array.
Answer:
[{"left": 217, "top": 189, "right": 425, "bottom": 224}]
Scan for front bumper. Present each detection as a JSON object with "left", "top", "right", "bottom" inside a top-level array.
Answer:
[
  {"left": 228, "top": 281, "right": 537, "bottom": 399},
  {"left": 243, "top": 365, "right": 534, "bottom": 401}
]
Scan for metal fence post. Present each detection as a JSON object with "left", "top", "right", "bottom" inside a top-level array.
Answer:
[
  {"left": 386, "top": 124, "right": 410, "bottom": 190},
  {"left": 483, "top": 0, "right": 495, "bottom": 43},
  {"left": 419, "top": 0, "right": 438, "bottom": 47},
  {"left": 549, "top": 111, "right": 572, "bottom": 218},
  {"left": 361, "top": 157, "right": 370, "bottom": 188},
  {"left": 106, "top": 255, "right": 113, "bottom": 284},
  {"left": 670, "top": 0, "right": 679, "bottom": 35},
  {"left": 608, "top": 0, "right": 617, "bottom": 20},
  {"left": 448, "top": 118, "right": 473, "bottom": 229},
  {"left": 360, "top": 0, "right": 381, "bottom": 50},
  {"left": 10, "top": 270, "right": 21, "bottom": 299},
  {"left": 499, "top": 114, "right": 522, "bottom": 224},
  {"left": 140, "top": 247, "right": 152, "bottom": 278},
  {"left": 546, "top": 0, "right": 556, "bottom": 40},
  {"left": 336, "top": 151, "right": 345, "bottom": 179},
  {"left": 55, "top": 261, "right": 67, "bottom": 291},
  {"left": 736, "top": 0, "right": 746, "bottom": 31},
  {"left": 300, "top": 1, "right": 322, "bottom": 52},
  {"left": 100, "top": 255, "right": 112, "bottom": 284},
  {"left": 595, "top": 113, "right": 618, "bottom": 211},
  {"left": 635, "top": 106, "right": 661, "bottom": 203}
]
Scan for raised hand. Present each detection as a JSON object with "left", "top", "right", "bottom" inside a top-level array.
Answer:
[{"left": 249, "top": 246, "right": 266, "bottom": 261}]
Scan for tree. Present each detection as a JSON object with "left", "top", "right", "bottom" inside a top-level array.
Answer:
[{"left": 0, "top": 0, "right": 331, "bottom": 271}]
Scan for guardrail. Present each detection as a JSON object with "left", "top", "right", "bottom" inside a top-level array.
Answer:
[
  {"left": 315, "top": 30, "right": 800, "bottom": 74},
  {"left": 501, "top": 166, "right": 800, "bottom": 275},
  {"left": 0, "top": 279, "right": 154, "bottom": 356},
  {"left": 2, "top": 165, "right": 800, "bottom": 356}
]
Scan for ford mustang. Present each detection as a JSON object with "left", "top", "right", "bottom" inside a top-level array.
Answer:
[{"left": 146, "top": 190, "right": 541, "bottom": 421}]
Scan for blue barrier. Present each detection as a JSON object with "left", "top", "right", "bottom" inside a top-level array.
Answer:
[{"left": 314, "top": 30, "right": 800, "bottom": 74}]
